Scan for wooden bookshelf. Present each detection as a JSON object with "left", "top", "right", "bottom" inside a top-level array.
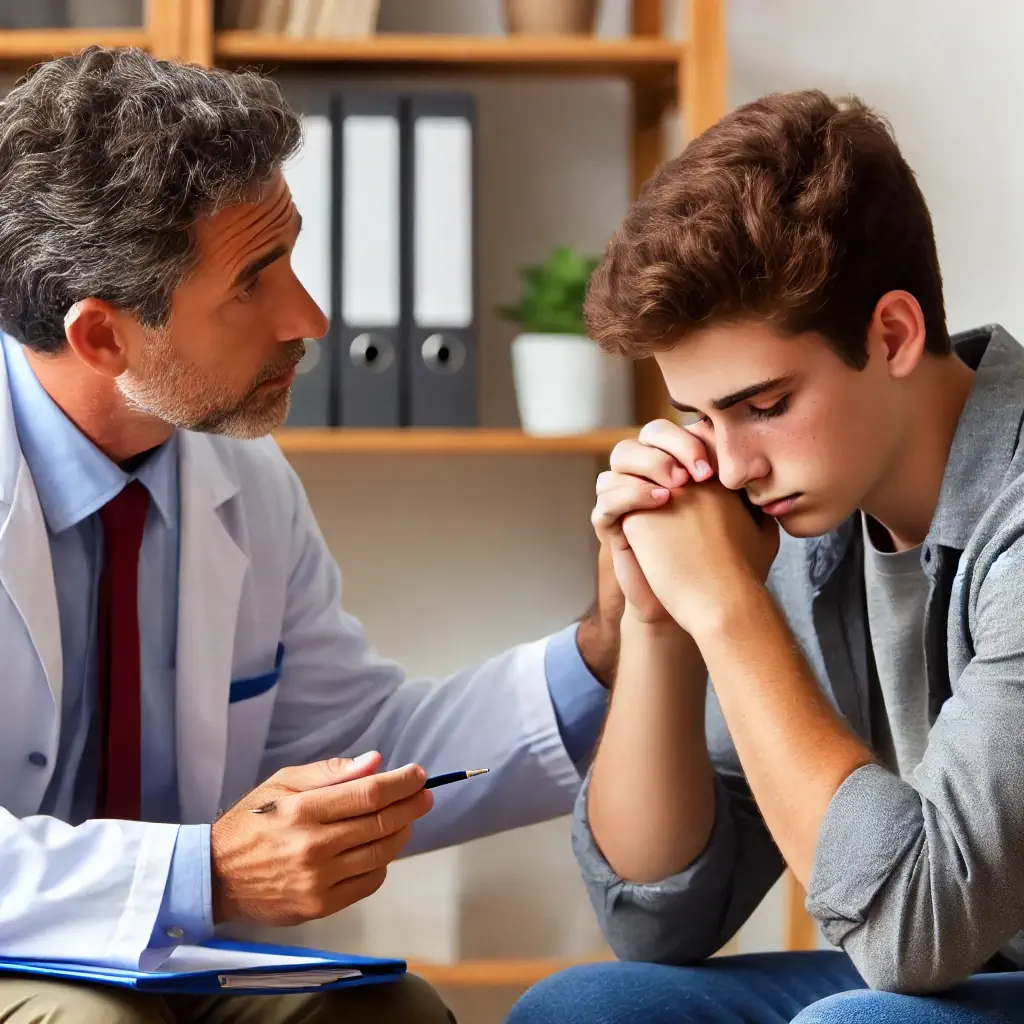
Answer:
[
  {"left": 274, "top": 427, "right": 634, "bottom": 455},
  {"left": 216, "top": 32, "right": 684, "bottom": 86},
  {"left": 0, "top": 28, "right": 148, "bottom": 66},
  {"left": 0, "top": 0, "right": 720, "bottom": 427}
]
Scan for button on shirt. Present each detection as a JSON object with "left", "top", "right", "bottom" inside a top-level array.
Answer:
[{"left": 3, "top": 332, "right": 606, "bottom": 951}]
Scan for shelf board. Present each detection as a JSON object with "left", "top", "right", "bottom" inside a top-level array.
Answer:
[
  {"left": 0, "top": 29, "right": 149, "bottom": 65},
  {"left": 274, "top": 427, "right": 634, "bottom": 455},
  {"left": 216, "top": 33, "right": 684, "bottom": 82},
  {"left": 407, "top": 955, "right": 609, "bottom": 988}
]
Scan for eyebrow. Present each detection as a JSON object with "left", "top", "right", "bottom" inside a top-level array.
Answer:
[
  {"left": 230, "top": 210, "right": 303, "bottom": 290},
  {"left": 668, "top": 374, "right": 795, "bottom": 414}
]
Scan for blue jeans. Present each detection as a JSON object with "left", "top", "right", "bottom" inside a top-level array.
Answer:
[{"left": 505, "top": 952, "right": 1024, "bottom": 1023}]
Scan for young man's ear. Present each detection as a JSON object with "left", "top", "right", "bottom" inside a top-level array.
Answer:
[
  {"left": 868, "top": 290, "right": 928, "bottom": 380},
  {"left": 63, "top": 297, "right": 137, "bottom": 378}
]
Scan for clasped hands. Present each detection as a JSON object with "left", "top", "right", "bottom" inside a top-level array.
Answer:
[{"left": 592, "top": 419, "right": 779, "bottom": 637}]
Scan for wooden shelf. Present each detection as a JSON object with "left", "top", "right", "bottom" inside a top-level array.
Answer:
[
  {"left": 215, "top": 33, "right": 684, "bottom": 83},
  {"left": 0, "top": 29, "right": 148, "bottom": 65},
  {"left": 407, "top": 955, "right": 608, "bottom": 988},
  {"left": 274, "top": 427, "right": 635, "bottom": 455}
]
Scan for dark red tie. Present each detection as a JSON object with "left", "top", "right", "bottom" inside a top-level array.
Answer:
[{"left": 95, "top": 480, "right": 149, "bottom": 820}]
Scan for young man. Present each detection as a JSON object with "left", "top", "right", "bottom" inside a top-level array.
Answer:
[
  {"left": 0, "top": 47, "right": 619, "bottom": 1024},
  {"left": 507, "top": 90, "right": 1024, "bottom": 1023}
]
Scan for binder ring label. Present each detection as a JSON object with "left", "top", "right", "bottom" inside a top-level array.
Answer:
[
  {"left": 349, "top": 332, "right": 395, "bottom": 374},
  {"left": 421, "top": 333, "right": 466, "bottom": 375}
]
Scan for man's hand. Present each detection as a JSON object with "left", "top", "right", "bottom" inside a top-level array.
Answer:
[
  {"left": 210, "top": 752, "right": 432, "bottom": 926},
  {"left": 575, "top": 541, "right": 625, "bottom": 686},
  {"left": 623, "top": 482, "right": 779, "bottom": 637},
  {"left": 592, "top": 420, "right": 716, "bottom": 624}
]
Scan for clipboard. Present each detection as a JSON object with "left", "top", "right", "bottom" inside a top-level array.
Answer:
[{"left": 0, "top": 937, "right": 407, "bottom": 996}]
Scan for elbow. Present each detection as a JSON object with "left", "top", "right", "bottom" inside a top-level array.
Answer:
[
  {"left": 598, "top": 907, "right": 723, "bottom": 967},
  {"left": 841, "top": 933, "right": 977, "bottom": 995},
  {"left": 610, "top": 937, "right": 716, "bottom": 962},
  {"left": 857, "top": 962, "right": 973, "bottom": 997},
  {"left": 607, "top": 934, "right": 717, "bottom": 968}
]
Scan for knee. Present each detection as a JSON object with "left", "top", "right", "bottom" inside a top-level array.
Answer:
[
  {"left": 388, "top": 973, "right": 454, "bottom": 1024},
  {"left": 792, "top": 988, "right": 905, "bottom": 1024},
  {"left": 507, "top": 964, "right": 621, "bottom": 1024},
  {"left": 2, "top": 981, "right": 165, "bottom": 1024},
  {"left": 320, "top": 972, "right": 453, "bottom": 1023},
  {"left": 507, "top": 961, "right": 719, "bottom": 1024}
]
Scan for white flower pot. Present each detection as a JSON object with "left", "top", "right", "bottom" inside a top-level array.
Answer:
[{"left": 511, "top": 332, "right": 633, "bottom": 436}]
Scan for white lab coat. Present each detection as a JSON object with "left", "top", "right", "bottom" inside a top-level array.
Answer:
[{"left": 0, "top": 351, "right": 586, "bottom": 969}]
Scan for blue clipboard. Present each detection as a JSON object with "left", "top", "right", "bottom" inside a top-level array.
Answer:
[{"left": 0, "top": 937, "right": 407, "bottom": 996}]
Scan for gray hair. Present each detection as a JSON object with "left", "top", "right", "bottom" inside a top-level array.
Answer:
[{"left": 0, "top": 46, "right": 302, "bottom": 354}]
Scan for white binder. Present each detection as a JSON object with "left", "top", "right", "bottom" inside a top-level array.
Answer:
[
  {"left": 404, "top": 93, "right": 478, "bottom": 427},
  {"left": 281, "top": 113, "right": 333, "bottom": 426},
  {"left": 333, "top": 92, "right": 403, "bottom": 427}
]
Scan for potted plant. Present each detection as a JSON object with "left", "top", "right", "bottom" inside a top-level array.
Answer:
[{"left": 499, "top": 245, "right": 632, "bottom": 436}]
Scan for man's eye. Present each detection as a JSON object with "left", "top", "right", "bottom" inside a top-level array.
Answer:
[
  {"left": 749, "top": 396, "right": 790, "bottom": 421},
  {"left": 239, "top": 275, "right": 260, "bottom": 300}
]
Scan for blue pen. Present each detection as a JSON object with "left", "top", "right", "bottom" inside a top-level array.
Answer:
[
  {"left": 251, "top": 767, "right": 489, "bottom": 813},
  {"left": 424, "top": 768, "right": 489, "bottom": 790}
]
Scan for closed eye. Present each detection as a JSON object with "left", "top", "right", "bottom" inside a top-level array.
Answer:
[{"left": 748, "top": 396, "right": 790, "bottom": 421}]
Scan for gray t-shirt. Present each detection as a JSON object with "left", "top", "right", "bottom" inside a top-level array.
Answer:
[{"left": 861, "top": 513, "right": 931, "bottom": 779}]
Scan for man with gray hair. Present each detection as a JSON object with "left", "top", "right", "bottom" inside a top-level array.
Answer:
[{"left": 0, "top": 46, "right": 619, "bottom": 1023}]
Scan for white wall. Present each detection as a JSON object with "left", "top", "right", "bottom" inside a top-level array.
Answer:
[{"left": 276, "top": 0, "right": 1024, "bottom": 1019}]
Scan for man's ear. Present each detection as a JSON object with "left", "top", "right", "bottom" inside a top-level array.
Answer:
[
  {"left": 867, "top": 290, "right": 927, "bottom": 381},
  {"left": 63, "top": 298, "right": 132, "bottom": 378}
]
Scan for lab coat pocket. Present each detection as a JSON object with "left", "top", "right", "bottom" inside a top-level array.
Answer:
[{"left": 229, "top": 643, "right": 284, "bottom": 704}]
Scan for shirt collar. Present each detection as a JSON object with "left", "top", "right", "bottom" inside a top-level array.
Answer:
[
  {"left": 2, "top": 333, "right": 178, "bottom": 534},
  {"left": 925, "top": 323, "right": 1024, "bottom": 551}
]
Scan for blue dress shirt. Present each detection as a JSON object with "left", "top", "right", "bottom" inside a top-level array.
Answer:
[{"left": 2, "top": 332, "right": 605, "bottom": 950}]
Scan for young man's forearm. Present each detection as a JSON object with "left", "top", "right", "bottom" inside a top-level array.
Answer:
[
  {"left": 687, "top": 580, "right": 875, "bottom": 885},
  {"left": 586, "top": 611, "right": 715, "bottom": 883}
]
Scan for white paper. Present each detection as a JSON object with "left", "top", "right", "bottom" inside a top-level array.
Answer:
[{"left": 157, "top": 945, "right": 333, "bottom": 974}]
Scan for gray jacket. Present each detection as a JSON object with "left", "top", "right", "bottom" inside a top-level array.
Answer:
[{"left": 573, "top": 324, "right": 1024, "bottom": 994}]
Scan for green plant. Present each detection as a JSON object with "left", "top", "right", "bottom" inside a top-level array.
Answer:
[{"left": 497, "top": 245, "right": 601, "bottom": 335}]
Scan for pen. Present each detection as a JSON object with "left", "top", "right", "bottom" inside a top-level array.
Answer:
[
  {"left": 250, "top": 768, "right": 489, "bottom": 812},
  {"left": 424, "top": 768, "right": 489, "bottom": 790}
]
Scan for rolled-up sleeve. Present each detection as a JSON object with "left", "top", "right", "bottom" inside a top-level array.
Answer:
[
  {"left": 572, "top": 754, "right": 785, "bottom": 964},
  {"left": 807, "top": 539, "right": 1024, "bottom": 994},
  {"left": 544, "top": 624, "right": 609, "bottom": 769}
]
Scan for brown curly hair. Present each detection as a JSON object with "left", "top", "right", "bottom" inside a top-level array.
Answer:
[{"left": 584, "top": 90, "right": 949, "bottom": 368}]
